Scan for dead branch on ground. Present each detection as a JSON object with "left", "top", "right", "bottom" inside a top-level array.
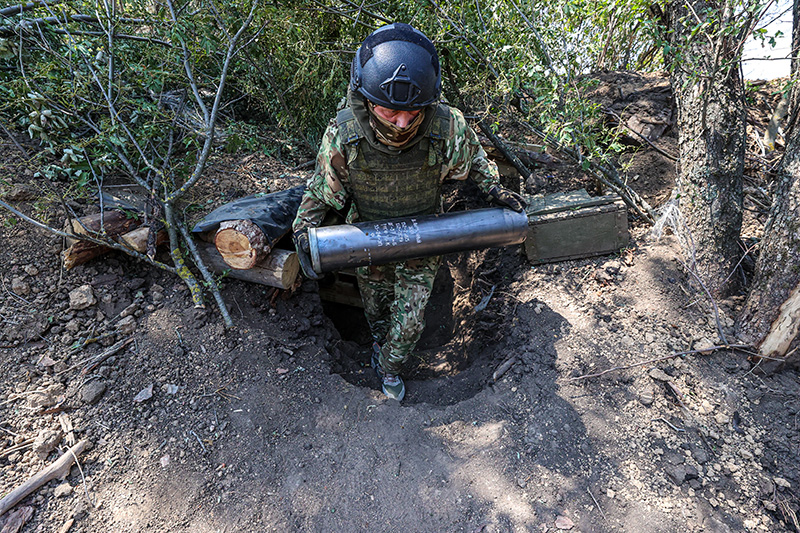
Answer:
[
  {"left": 0, "top": 440, "right": 89, "bottom": 517},
  {"left": 567, "top": 344, "right": 751, "bottom": 381}
]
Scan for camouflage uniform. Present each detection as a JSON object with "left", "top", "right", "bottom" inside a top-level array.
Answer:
[{"left": 293, "top": 93, "right": 500, "bottom": 374}]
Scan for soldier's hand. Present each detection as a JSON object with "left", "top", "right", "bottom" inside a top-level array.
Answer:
[
  {"left": 488, "top": 186, "right": 527, "bottom": 213},
  {"left": 293, "top": 229, "right": 310, "bottom": 254},
  {"left": 293, "top": 229, "right": 320, "bottom": 280}
]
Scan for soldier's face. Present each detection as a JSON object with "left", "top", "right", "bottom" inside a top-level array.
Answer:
[{"left": 372, "top": 105, "right": 422, "bottom": 129}]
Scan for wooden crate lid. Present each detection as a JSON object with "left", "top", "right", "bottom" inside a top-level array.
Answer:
[{"left": 524, "top": 189, "right": 623, "bottom": 217}]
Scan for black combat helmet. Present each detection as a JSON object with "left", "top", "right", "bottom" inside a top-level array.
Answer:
[{"left": 351, "top": 23, "right": 441, "bottom": 111}]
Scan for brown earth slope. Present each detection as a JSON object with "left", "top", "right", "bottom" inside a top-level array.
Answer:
[{"left": 0, "top": 72, "right": 798, "bottom": 533}]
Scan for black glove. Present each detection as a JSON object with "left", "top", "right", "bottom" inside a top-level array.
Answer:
[
  {"left": 293, "top": 229, "right": 320, "bottom": 280},
  {"left": 488, "top": 186, "right": 527, "bottom": 213}
]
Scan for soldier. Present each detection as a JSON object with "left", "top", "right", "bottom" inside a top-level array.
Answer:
[{"left": 293, "top": 23, "right": 525, "bottom": 401}]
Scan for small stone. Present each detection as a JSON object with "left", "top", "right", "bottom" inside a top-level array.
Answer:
[
  {"left": 554, "top": 515, "right": 575, "bottom": 530},
  {"left": 648, "top": 368, "right": 671, "bottom": 382},
  {"left": 133, "top": 383, "right": 154, "bottom": 403},
  {"left": 664, "top": 452, "right": 685, "bottom": 465},
  {"left": 693, "top": 337, "right": 716, "bottom": 354},
  {"left": 639, "top": 386, "right": 654, "bottom": 406},
  {"left": 54, "top": 483, "right": 73, "bottom": 498},
  {"left": 69, "top": 285, "right": 96, "bottom": 310},
  {"left": 11, "top": 277, "right": 30, "bottom": 296},
  {"left": 24, "top": 265, "right": 39, "bottom": 276},
  {"left": 685, "top": 465, "right": 700, "bottom": 480},
  {"left": 709, "top": 498, "right": 719, "bottom": 508},
  {"left": 81, "top": 381, "right": 107, "bottom": 404},
  {"left": 65, "top": 318, "right": 82, "bottom": 333},
  {"left": 606, "top": 488, "right": 615, "bottom": 499},
  {"left": 644, "top": 332, "right": 656, "bottom": 343},
  {"left": 724, "top": 461, "right": 740, "bottom": 474},
  {"left": 120, "top": 303, "right": 138, "bottom": 318},
  {"left": 699, "top": 400, "right": 714, "bottom": 415},
  {"left": 773, "top": 477, "right": 791, "bottom": 489},
  {"left": 665, "top": 465, "right": 687, "bottom": 485},
  {"left": 117, "top": 315, "right": 136, "bottom": 335},
  {"left": 152, "top": 292, "right": 164, "bottom": 305},
  {"left": 692, "top": 448, "right": 709, "bottom": 465},
  {"left": 33, "top": 429, "right": 62, "bottom": 460},
  {"left": 715, "top": 413, "right": 730, "bottom": 425}
]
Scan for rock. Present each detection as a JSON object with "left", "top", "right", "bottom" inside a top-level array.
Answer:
[
  {"left": 133, "top": 384, "right": 154, "bottom": 403},
  {"left": 120, "top": 303, "right": 138, "bottom": 318},
  {"left": 692, "top": 448, "right": 709, "bottom": 465},
  {"left": 65, "top": 318, "right": 82, "bottom": 333},
  {"left": 81, "top": 381, "right": 107, "bottom": 404},
  {"left": 69, "top": 285, "right": 96, "bottom": 310},
  {"left": 54, "top": 483, "right": 73, "bottom": 498},
  {"left": 685, "top": 465, "right": 700, "bottom": 480},
  {"left": 648, "top": 368, "right": 671, "bottom": 382},
  {"left": 639, "top": 386, "right": 654, "bottom": 406},
  {"left": 11, "top": 277, "right": 30, "bottom": 296},
  {"left": 714, "top": 413, "right": 730, "bottom": 425},
  {"left": 699, "top": 399, "right": 714, "bottom": 415},
  {"left": 773, "top": 477, "right": 792, "bottom": 489},
  {"left": 593, "top": 269, "right": 614, "bottom": 284},
  {"left": 29, "top": 384, "right": 65, "bottom": 408},
  {"left": 23, "top": 265, "right": 39, "bottom": 276},
  {"left": 554, "top": 515, "right": 575, "bottom": 530},
  {"left": 644, "top": 332, "right": 656, "bottom": 343},
  {"left": 117, "top": 315, "right": 137, "bottom": 335},
  {"left": 664, "top": 452, "right": 685, "bottom": 465},
  {"left": 693, "top": 337, "right": 716, "bottom": 354},
  {"left": 665, "top": 465, "right": 687, "bottom": 485},
  {"left": 33, "top": 429, "right": 62, "bottom": 460},
  {"left": 604, "top": 260, "right": 622, "bottom": 275}
]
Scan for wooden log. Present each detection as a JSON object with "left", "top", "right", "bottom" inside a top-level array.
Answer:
[
  {"left": 119, "top": 225, "right": 168, "bottom": 253},
  {"left": 197, "top": 241, "right": 299, "bottom": 289},
  {"left": 63, "top": 224, "right": 166, "bottom": 270},
  {"left": 0, "top": 440, "right": 88, "bottom": 517},
  {"left": 758, "top": 281, "right": 800, "bottom": 361},
  {"left": 63, "top": 240, "right": 109, "bottom": 270},
  {"left": 68, "top": 210, "right": 139, "bottom": 237},
  {"left": 214, "top": 219, "right": 270, "bottom": 270},
  {"left": 62, "top": 210, "right": 144, "bottom": 269}
]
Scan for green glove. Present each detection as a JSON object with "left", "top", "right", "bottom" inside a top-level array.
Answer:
[{"left": 488, "top": 186, "right": 527, "bottom": 213}]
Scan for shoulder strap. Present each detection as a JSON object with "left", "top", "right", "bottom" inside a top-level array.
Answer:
[
  {"left": 426, "top": 104, "right": 451, "bottom": 141},
  {"left": 336, "top": 108, "right": 363, "bottom": 144}
]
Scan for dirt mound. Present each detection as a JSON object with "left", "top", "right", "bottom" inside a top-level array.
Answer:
[{"left": 1, "top": 72, "right": 799, "bottom": 532}]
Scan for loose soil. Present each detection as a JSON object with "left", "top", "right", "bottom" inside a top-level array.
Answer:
[{"left": 1, "top": 72, "right": 798, "bottom": 533}]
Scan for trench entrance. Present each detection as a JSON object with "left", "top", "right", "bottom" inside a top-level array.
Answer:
[{"left": 321, "top": 252, "right": 509, "bottom": 405}]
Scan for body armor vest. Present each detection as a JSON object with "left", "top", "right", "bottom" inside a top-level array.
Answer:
[{"left": 336, "top": 104, "right": 451, "bottom": 222}]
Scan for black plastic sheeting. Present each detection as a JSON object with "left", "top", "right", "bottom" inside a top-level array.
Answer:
[{"left": 191, "top": 185, "right": 305, "bottom": 246}]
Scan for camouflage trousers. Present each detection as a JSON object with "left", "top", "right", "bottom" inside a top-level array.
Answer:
[{"left": 355, "top": 256, "right": 441, "bottom": 375}]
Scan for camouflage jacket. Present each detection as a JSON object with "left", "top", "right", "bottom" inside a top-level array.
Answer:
[{"left": 292, "top": 104, "right": 500, "bottom": 232}]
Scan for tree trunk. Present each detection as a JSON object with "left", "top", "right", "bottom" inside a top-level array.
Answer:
[
  {"left": 786, "top": 0, "right": 800, "bottom": 136},
  {"left": 667, "top": 0, "right": 745, "bottom": 297},
  {"left": 737, "top": 123, "right": 800, "bottom": 362}
]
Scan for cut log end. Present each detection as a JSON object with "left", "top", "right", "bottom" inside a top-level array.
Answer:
[{"left": 215, "top": 220, "right": 269, "bottom": 270}]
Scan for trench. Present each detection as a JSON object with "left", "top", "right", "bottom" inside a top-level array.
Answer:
[{"left": 321, "top": 251, "right": 509, "bottom": 406}]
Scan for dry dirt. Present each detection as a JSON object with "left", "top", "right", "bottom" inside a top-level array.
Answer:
[{"left": 1, "top": 72, "right": 799, "bottom": 533}]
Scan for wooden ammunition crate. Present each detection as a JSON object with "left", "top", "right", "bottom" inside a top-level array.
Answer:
[{"left": 524, "top": 189, "right": 629, "bottom": 264}]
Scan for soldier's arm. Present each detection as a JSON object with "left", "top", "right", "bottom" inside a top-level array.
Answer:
[
  {"left": 292, "top": 121, "right": 351, "bottom": 233},
  {"left": 441, "top": 107, "right": 500, "bottom": 195}
]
